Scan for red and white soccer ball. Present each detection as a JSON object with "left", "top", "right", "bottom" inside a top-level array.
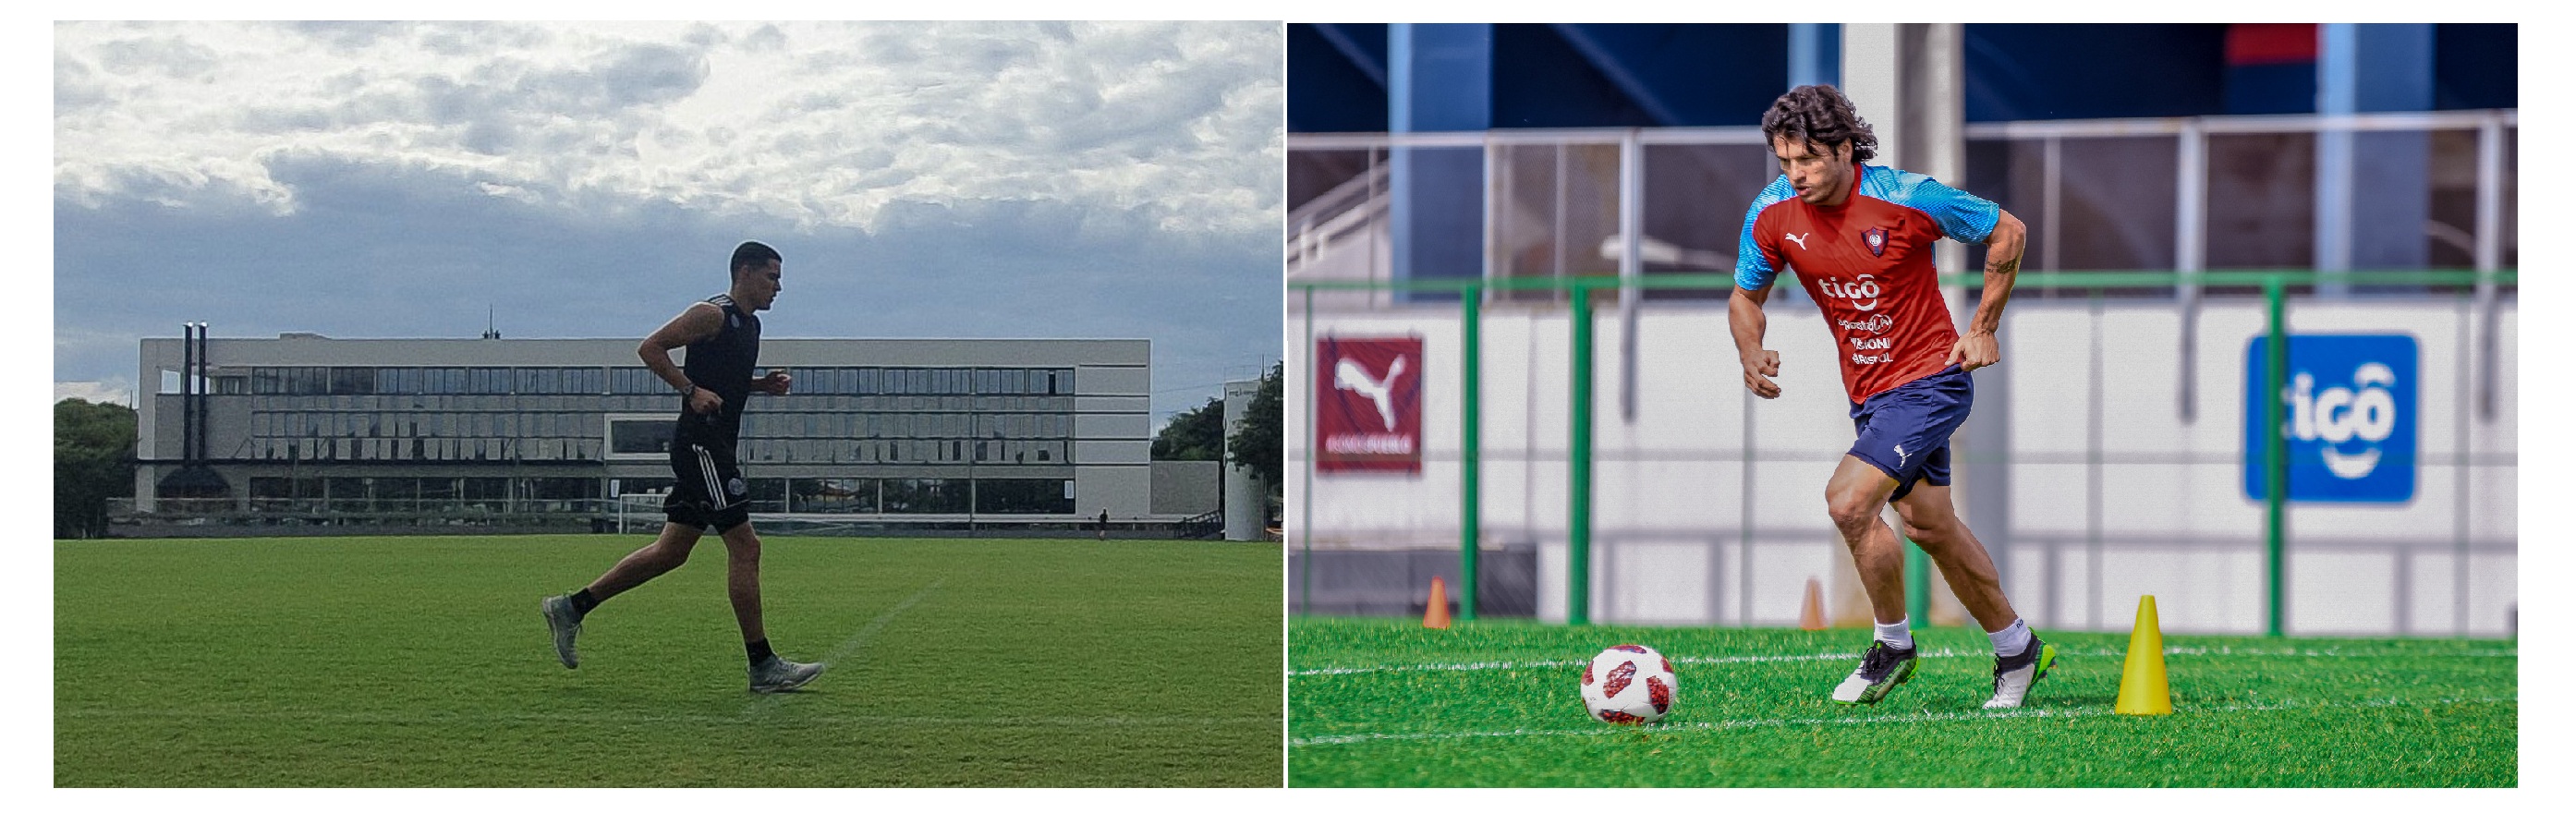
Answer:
[{"left": 1580, "top": 644, "right": 1676, "bottom": 724}]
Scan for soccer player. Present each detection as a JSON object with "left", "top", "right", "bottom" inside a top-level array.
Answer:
[
  {"left": 1730, "top": 85, "right": 2056, "bottom": 710},
  {"left": 541, "top": 241, "right": 825, "bottom": 694}
]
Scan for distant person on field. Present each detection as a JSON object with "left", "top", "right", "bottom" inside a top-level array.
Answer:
[
  {"left": 1730, "top": 85, "right": 2054, "bottom": 709},
  {"left": 541, "top": 241, "right": 823, "bottom": 694},
  {"left": 1096, "top": 508, "right": 1110, "bottom": 540}
]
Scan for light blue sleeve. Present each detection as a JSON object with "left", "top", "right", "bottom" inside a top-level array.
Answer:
[
  {"left": 1735, "top": 175, "right": 1798, "bottom": 291},
  {"left": 1862, "top": 165, "right": 2001, "bottom": 243}
]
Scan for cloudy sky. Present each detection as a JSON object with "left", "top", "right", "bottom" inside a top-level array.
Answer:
[{"left": 53, "top": 20, "right": 1282, "bottom": 424}]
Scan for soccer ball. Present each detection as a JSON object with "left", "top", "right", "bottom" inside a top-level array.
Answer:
[{"left": 1580, "top": 644, "right": 1676, "bottom": 724}]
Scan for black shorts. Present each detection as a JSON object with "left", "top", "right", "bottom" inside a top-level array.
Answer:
[{"left": 665, "top": 439, "right": 750, "bottom": 532}]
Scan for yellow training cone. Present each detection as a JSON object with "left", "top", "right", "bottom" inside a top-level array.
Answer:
[{"left": 2114, "top": 594, "right": 2173, "bottom": 715}]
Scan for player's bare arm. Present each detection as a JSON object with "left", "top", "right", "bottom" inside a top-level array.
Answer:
[
  {"left": 753, "top": 370, "right": 794, "bottom": 395},
  {"left": 640, "top": 302, "right": 727, "bottom": 414},
  {"left": 1948, "top": 210, "right": 2027, "bottom": 371},
  {"left": 1728, "top": 283, "right": 1782, "bottom": 399}
]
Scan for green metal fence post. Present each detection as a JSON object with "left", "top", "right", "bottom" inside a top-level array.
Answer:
[
  {"left": 1569, "top": 284, "right": 1594, "bottom": 626},
  {"left": 2266, "top": 276, "right": 2288, "bottom": 637},
  {"left": 1461, "top": 285, "right": 1481, "bottom": 621},
  {"left": 1281, "top": 269, "right": 2509, "bottom": 636},
  {"left": 1904, "top": 539, "right": 1929, "bottom": 629},
  {"left": 1301, "top": 285, "right": 1314, "bottom": 617}
]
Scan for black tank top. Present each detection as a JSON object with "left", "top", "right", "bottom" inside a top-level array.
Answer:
[{"left": 677, "top": 294, "right": 761, "bottom": 445}]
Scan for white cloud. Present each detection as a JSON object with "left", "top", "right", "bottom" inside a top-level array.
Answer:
[{"left": 53, "top": 20, "right": 1284, "bottom": 235}]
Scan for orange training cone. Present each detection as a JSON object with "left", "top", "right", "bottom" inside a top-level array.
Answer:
[
  {"left": 1423, "top": 576, "right": 1452, "bottom": 629},
  {"left": 2115, "top": 594, "right": 2173, "bottom": 715},
  {"left": 1799, "top": 576, "right": 1828, "bottom": 631}
]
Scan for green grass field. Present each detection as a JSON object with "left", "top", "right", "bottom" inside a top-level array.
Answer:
[
  {"left": 1290, "top": 617, "right": 2515, "bottom": 787},
  {"left": 57, "top": 535, "right": 1282, "bottom": 787}
]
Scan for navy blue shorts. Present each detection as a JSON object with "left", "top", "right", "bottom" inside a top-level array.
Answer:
[{"left": 1847, "top": 366, "right": 1974, "bottom": 501}]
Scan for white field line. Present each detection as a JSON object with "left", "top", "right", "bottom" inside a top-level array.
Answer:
[
  {"left": 1288, "top": 695, "right": 2515, "bottom": 747},
  {"left": 1289, "top": 645, "right": 2518, "bottom": 677},
  {"left": 742, "top": 577, "right": 946, "bottom": 714},
  {"left": 817, "top": 576, "right": 947, "bottom": 669},
  {"left": 59, "top": 707, "right": 1278, "bottom": 729}
]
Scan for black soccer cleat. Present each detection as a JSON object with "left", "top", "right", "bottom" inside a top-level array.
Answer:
[
  {"left": 1984, "top": 635, "right": 2060, "bottom": 710},
  {"left": 1830, "top": 640, "right": 1918, "bottom": 705}
]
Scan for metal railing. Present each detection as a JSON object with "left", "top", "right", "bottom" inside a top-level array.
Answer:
[{"left": 1290, "top": 110, "right": 2516, "bottom": 280}]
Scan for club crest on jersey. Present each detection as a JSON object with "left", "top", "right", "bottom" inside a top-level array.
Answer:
[{"left": 1863, "top": 227, "right": 1889, "bottom": 257}]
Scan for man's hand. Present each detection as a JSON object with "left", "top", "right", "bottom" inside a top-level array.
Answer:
[
  {"left": 1948, "top": 331, "right": 2000, "bottom": 371},
  {"left": 1742, "top": 349, "right": 1781, "bottom": 399},
  {"left": 755, "top": 370, "right": 795, "bottom": 395},
  {"left": 687, "top": 387, "right": 723, "bottom": 415}
]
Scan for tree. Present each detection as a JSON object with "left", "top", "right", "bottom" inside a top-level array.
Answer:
[
  {"left": 1225, "top": 361, "right": 1282, "bottom": 506},
  {"left": 1150, "top": 395, "right": 1225, "bottom": 461},
  {"left": 55, "top": 398, "right": 138, "bottom": 539}
]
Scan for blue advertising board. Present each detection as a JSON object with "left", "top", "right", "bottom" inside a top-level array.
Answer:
[{"left": 2242, "top": 334, "right": 2419, "bottom": 503}]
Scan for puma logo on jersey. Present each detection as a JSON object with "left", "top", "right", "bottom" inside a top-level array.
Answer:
[
  {"left": 1894, "top": 443, "right": 1909, "bottom": 467},
  {"left": 1783, "top": 233, "right": 1809, "bottom": 249}
]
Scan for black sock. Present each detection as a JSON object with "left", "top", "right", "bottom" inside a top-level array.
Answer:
[
  {"left": 568, "top": 588, "right": 601, "bottom": 615},
  {"left": 747, "top": 638, "right": 775, "bottom": 666}
]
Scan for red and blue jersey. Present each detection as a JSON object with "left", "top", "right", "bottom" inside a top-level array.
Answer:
[{"left": 1736, "top": 164, "right": 1999, "bottom": 405}]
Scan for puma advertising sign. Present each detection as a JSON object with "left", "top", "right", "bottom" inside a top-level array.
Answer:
[{"left": 1317, "top": 335, "right": 1424, "bottom": 474}]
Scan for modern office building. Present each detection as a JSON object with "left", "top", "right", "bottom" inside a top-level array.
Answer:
[{"left": 127, "top": 331, "right": 1177, "bottom": 534}]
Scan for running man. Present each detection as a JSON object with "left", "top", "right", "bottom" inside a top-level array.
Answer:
[
  {"left": 541, "top": 240, "right": 824, "bottom": 694},
  {"left": 1730, "top": 85, "right": 2055, "bottom": 710}
]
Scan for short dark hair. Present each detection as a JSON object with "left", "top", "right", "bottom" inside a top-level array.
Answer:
[
  {"left": 1761, "top": 84, "right": 1877, "bottom": 164},
  {"left": 730, "top": 241, "right": 781, "bottom": 277}
]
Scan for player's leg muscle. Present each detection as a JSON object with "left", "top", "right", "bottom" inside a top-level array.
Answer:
[
  {"left": 1889, "top": 484, "right": 1965, "bottom": 553},
  {"left": 589, "top": 523, "right": 705, "bottom": 600},
  {"left": 1823, "top": 455, "right": 1900, "bottom": 543},
  {"left": 1892, "top": 484, "right": 2019, "bottom": 630},
  {"left": 717, "top": 523, "right": 768, "bottom": 643}
]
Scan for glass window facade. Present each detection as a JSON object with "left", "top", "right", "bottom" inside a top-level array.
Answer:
[
  {"left": 205, "top": 360, "right": 1103, "bottom": 516},
  {"left": 607, "top": 418, "right": 674, "bottom": 456},
  {"left": 235, "top": 365, "right": 1079, "bottom": 466}
]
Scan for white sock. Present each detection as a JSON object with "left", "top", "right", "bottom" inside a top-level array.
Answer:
[
  {"left": 1989, "top": 618, "right": 2034, "bottom": 657},
  {"left": 1874, "top": 618, "right": 1914, "bottom": 649}
]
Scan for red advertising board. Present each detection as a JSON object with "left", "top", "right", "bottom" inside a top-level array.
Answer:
[{"left": 1316, "top": 335, "right": 1423, "bottom": 473}]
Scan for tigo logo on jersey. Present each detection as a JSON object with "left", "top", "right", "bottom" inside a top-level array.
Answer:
[
  {"left": 1317, "top": 335, "right": 1423, "bottom": 474},
  {"left": 1816, "top": 273, "right": 1883, "bottom": 311},
  {"left": 2242, "top": 334, "right": 2418, "bottom": 503}
]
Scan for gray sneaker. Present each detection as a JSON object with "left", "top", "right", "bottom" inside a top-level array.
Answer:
[
  {"left": 541, "top": 594, "right": 582, "bottom": 669},
  {"left": 749, "top": 656, "right": 825, "bottom": 694}
]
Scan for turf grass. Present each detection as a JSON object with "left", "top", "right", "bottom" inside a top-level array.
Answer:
[
  {"left": 57, "top": 535, "right": 1282, "bottom": 786},
  {"left": 1289, "top": 616, "right": 2513, "bottom": 787}
]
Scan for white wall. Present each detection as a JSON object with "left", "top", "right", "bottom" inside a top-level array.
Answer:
[
  {"left": 1286, "top": 296, "right": 2517, "bottom": 637},
  {"left": 1221, "top": 378, "right": 1267, "bottom": 540}
]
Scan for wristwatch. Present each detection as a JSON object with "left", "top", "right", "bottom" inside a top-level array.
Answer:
[{"left": 680, "top": 383, "right": 698, "bottom": 399}]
